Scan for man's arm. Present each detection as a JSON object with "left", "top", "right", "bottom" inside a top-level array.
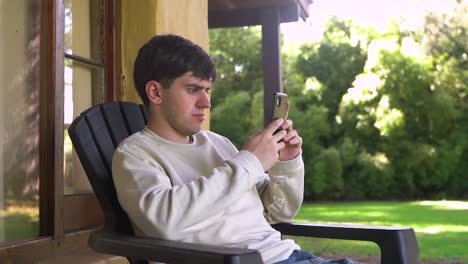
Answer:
[
  {"left": 257, "top": 155, "right": 304, "bottom": 224},
  {"left": 257, "top": 118, "right": 305, "bottom": 223}
]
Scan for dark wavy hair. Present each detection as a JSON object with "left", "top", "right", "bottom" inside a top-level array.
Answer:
[{"left": 133, "top": 34, "right": 217, "bottom": 107}]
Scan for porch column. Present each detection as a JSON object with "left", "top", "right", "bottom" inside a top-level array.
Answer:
[{"left": 261, "top": 7, "right": 283, "bottom": 127}]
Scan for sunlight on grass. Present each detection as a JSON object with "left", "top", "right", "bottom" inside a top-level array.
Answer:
[
  {"left": 416, "top": 200, "right": 468, "bottom": 210},
  {"left": 286, "top": 235, "right": 380, "bottom": 257},
  {"left": 419, "top": 225, "right": 468, "bottom": 235},
  {"left": 0, "top": 205, "right": 39, "bottom": 221},
  {"left": 295, "top": 201, "right": 468, "bottom": 262},
  {"left": 0, "top": 200, "right": 39, "bottom": 243},
  {"left": 297, "top": 211, "right": 388, "bottom": 218}
]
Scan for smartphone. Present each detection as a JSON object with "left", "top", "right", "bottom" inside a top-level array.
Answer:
[{"left": 271, "top": 92, "right": 289, "bottom": 134}]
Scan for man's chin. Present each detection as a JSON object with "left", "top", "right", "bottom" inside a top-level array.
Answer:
[
  {"left": 192, "top": 128, "right": 202, "bottom": 135},
  {"left": 183, "top": 127, "right": 202, "bottom": 136}
]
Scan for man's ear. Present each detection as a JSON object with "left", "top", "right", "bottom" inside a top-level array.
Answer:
[{"left": 146, "top": 80, "right": 163, "bottom": 104}]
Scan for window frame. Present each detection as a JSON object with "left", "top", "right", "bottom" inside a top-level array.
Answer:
[
  {"left": 0, "top": 0, "right": 120, "bottom": 259},
  {"left": 59, "top": 0, "right": 121, "bottom": 234}
]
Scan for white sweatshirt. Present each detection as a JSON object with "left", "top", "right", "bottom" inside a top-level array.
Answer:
[{"left": 112, "top": 127, "right": 304, "bottom": 264}]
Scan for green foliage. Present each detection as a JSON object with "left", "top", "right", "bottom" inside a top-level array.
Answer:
[
  {"left": 295, "top": 41, "right": 367, "bottom": 127},
  {"left": 209, "top": 2, "right": 468, "bottom": 200},
  {"left": 289, "top": 101, "right": 330, "bottom": 198},
  {"left": 209, "top": 27, "right": 263, "bottom": 106},
  {"left": 371, "top": 47, "right": 466, "bottom": 199},
  {"left": 337, "top": 138, "right": 394, "bottom": 199},
  {"left": 295, "top": 17, "right": 368, "bottom": 128},
  {"left": 418, "top": 3, "right": 467, "bottom": 68},
  {"left": 372, "top": 50, "right": 457, "bottom": 140},
  {"left": 209, "top": 27, "right": 264, "bottom": 148},
  {"left": 249, "top": 90, "right": 264, "bottom": 129},
  {"left": 308, "top": 147, "right": 344, "bottom": 199},
  {"left": 211, "top": 91, "right": 253, "bottom": 148}
]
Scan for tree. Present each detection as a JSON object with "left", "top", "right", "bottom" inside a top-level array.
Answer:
[
  {"left": 209, "top": 27, "right": 264, "bottom": 148},
  {"left": 209, "top": 5, "right": 468, "bottom": 199},
  {"left": 209, "top": 27, "right": 263, "bottom": 106},
  {"left": 295, "top": 17, "right": 368, "bottom": 130},
  {"left": 413, "top": 1, "right": 468, "bottom": 197}
]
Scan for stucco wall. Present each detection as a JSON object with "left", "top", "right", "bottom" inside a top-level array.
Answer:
[{"left": 121, "top": 0, "right": 210, "bottom": 129}]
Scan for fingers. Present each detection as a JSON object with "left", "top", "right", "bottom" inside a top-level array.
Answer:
[
  {"left": 281, "top": 119, "right": 293, "bottom": 131},
  {"left": 275, "top": 141, "right": 286, "bottom": 153},
  {"left": 241, "top": 125, "right": 287, "bottom": 171},
  {"left": 282, "top": 129, "right": 297, "bottom": 142},
  {"left": 267, "top": 119, "right": 299, "bottom": 147},
  {"left": 267, "top": 118, "right": 293, "bottom": 133},
  {"left": 266, "top": 118, "right": 285, "bottom": 134},
  {"left": 282, "top": 129, "right": 303, "bottom": 147},
  {"left": 286, "top": 134, "right": 302, "bottom": 147},
  {"left": 272, "top": 128, "right": 287, "bottom": 142}
]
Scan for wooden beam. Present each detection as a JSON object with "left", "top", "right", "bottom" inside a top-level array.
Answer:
[
  {"left": 104, "top": 0, "right": 122, "bottom": 101},
  {"left": 209, "top": 8, "right": 261, "bottom": 28},
  {"left": 40, "top": 0, "right": 54, "bottom": 238},
  {"left": 208, "top": 0, "right": 312, "bottom": 20},
  {"left": 39, "top": 0, "right": 65, "bottom": 240},
  {"left": 53, "top": 0, "right": 65, "bottom": 241},
  {"left": 261, "top": 7, "right": 282, "bottom": 127},
  {"left": 208, "top": 4, "right": 299, "bottom": 28}
]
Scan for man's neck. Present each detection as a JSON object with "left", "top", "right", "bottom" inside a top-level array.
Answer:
[{"left": 147, "top": 120, "right": 191, "bottom": 144}]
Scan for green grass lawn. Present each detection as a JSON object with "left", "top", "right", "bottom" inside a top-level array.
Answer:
[
  {"left": 0, "top": 200, "right": 39, "bottom": 243},
  {"left": 291, "top": 201, "right": 468, "bottom": 263}
]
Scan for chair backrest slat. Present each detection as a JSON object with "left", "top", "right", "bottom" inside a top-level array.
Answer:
[
  {"left": 120, "top": 102, "right": 146, "bottom": 135},
  {"left": 69, "top": 119, "right": 109, "bottom": 185},
  {"left": 139, "top": 104, "right": 148, "bottom": 124},
  {"left": 84, "top": 106, "right": 115, "bottom": 173},
  {"left": 102, "top": 102, "right": 131, "bottom": 146}
]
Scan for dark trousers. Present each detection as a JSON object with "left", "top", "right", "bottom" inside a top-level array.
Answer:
[{"left": 273, "top": 250, "right": 362, "bottom": 264}]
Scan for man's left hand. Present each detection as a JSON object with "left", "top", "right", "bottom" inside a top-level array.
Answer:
[{"left": 278, "top": 119, "right": 302, "bottom": 161}]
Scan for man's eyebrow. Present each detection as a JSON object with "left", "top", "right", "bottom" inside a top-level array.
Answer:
[{"left": 186, "top": 83, "right": 210, "bottom": 89}]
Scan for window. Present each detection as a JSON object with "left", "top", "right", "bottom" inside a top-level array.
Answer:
[
  {"left": 63, "top": 0, "right": 104, "bottom": 195},
  {"left": 0, "top": 0, "right": 118, "bottom": 248},
  {"left": 0, "top": 1, "right": 41, "bottom": 243}
]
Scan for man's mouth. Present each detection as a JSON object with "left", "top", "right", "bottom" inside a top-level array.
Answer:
[{"left": 193, "top": 114, "right": 205, "bottom": 121}]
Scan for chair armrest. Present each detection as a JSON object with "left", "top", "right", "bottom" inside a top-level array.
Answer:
[
  {"left": 272, "top": 222, "right": 419, "bottom": 264},
  {"left": 89, "top": 229, "right": 263, "bottom": 264}
]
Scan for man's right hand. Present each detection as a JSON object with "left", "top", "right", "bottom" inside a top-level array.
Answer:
[{"left": 241, "top": 118, "right": 286, "bottom": 171}]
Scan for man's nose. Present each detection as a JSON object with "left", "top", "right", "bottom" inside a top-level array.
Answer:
[{"left": 197, "top": 91, "right": 211, "bottom": 109}]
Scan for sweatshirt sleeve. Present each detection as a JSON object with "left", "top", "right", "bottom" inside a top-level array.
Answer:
[
  {"left": 112, "top": 142, "right": 265, "bottom": 240},
  {"left": 257, "top": 152, "right": 304, "bottom": 224}
]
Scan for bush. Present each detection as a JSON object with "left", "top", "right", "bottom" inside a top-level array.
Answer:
[{"left": 306, "top": 147, "right": 344, "bottom": 199}]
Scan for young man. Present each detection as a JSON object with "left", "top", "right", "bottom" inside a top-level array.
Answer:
[{"left": 112, "top": 34, "right": 359, "bottom": 264}]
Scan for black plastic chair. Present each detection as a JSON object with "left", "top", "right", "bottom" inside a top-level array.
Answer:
[{"left": 68, "top": 101, "right": 420, "bottom": 264}]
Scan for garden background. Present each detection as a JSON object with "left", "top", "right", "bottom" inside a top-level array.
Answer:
[
  {"left": 208, "top": 1, "right": 467, "bottom": 262},
  {"left": 209, "top": 0, "right": 467, "bottom": 201}
]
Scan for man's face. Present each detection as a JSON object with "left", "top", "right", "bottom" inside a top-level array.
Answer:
[{"left": 158, "top": 72, "right": 211, "bottom": 142}]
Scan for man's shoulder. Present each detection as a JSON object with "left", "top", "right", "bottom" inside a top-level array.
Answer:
[
  {"left": 196, "top": 130, "right": 239, "bottom": 152},
  {"left": 121, "top": 129, "right": 145, "bottom": 141},
  {"left": 115, "top": 129, "right": 151, "bottom": 152},
  {"left": 198, "top": 130, "right": 221, "bottom": 138},
  {"left": 197, "top": 130, "right": 230, "bottom": 143}
]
